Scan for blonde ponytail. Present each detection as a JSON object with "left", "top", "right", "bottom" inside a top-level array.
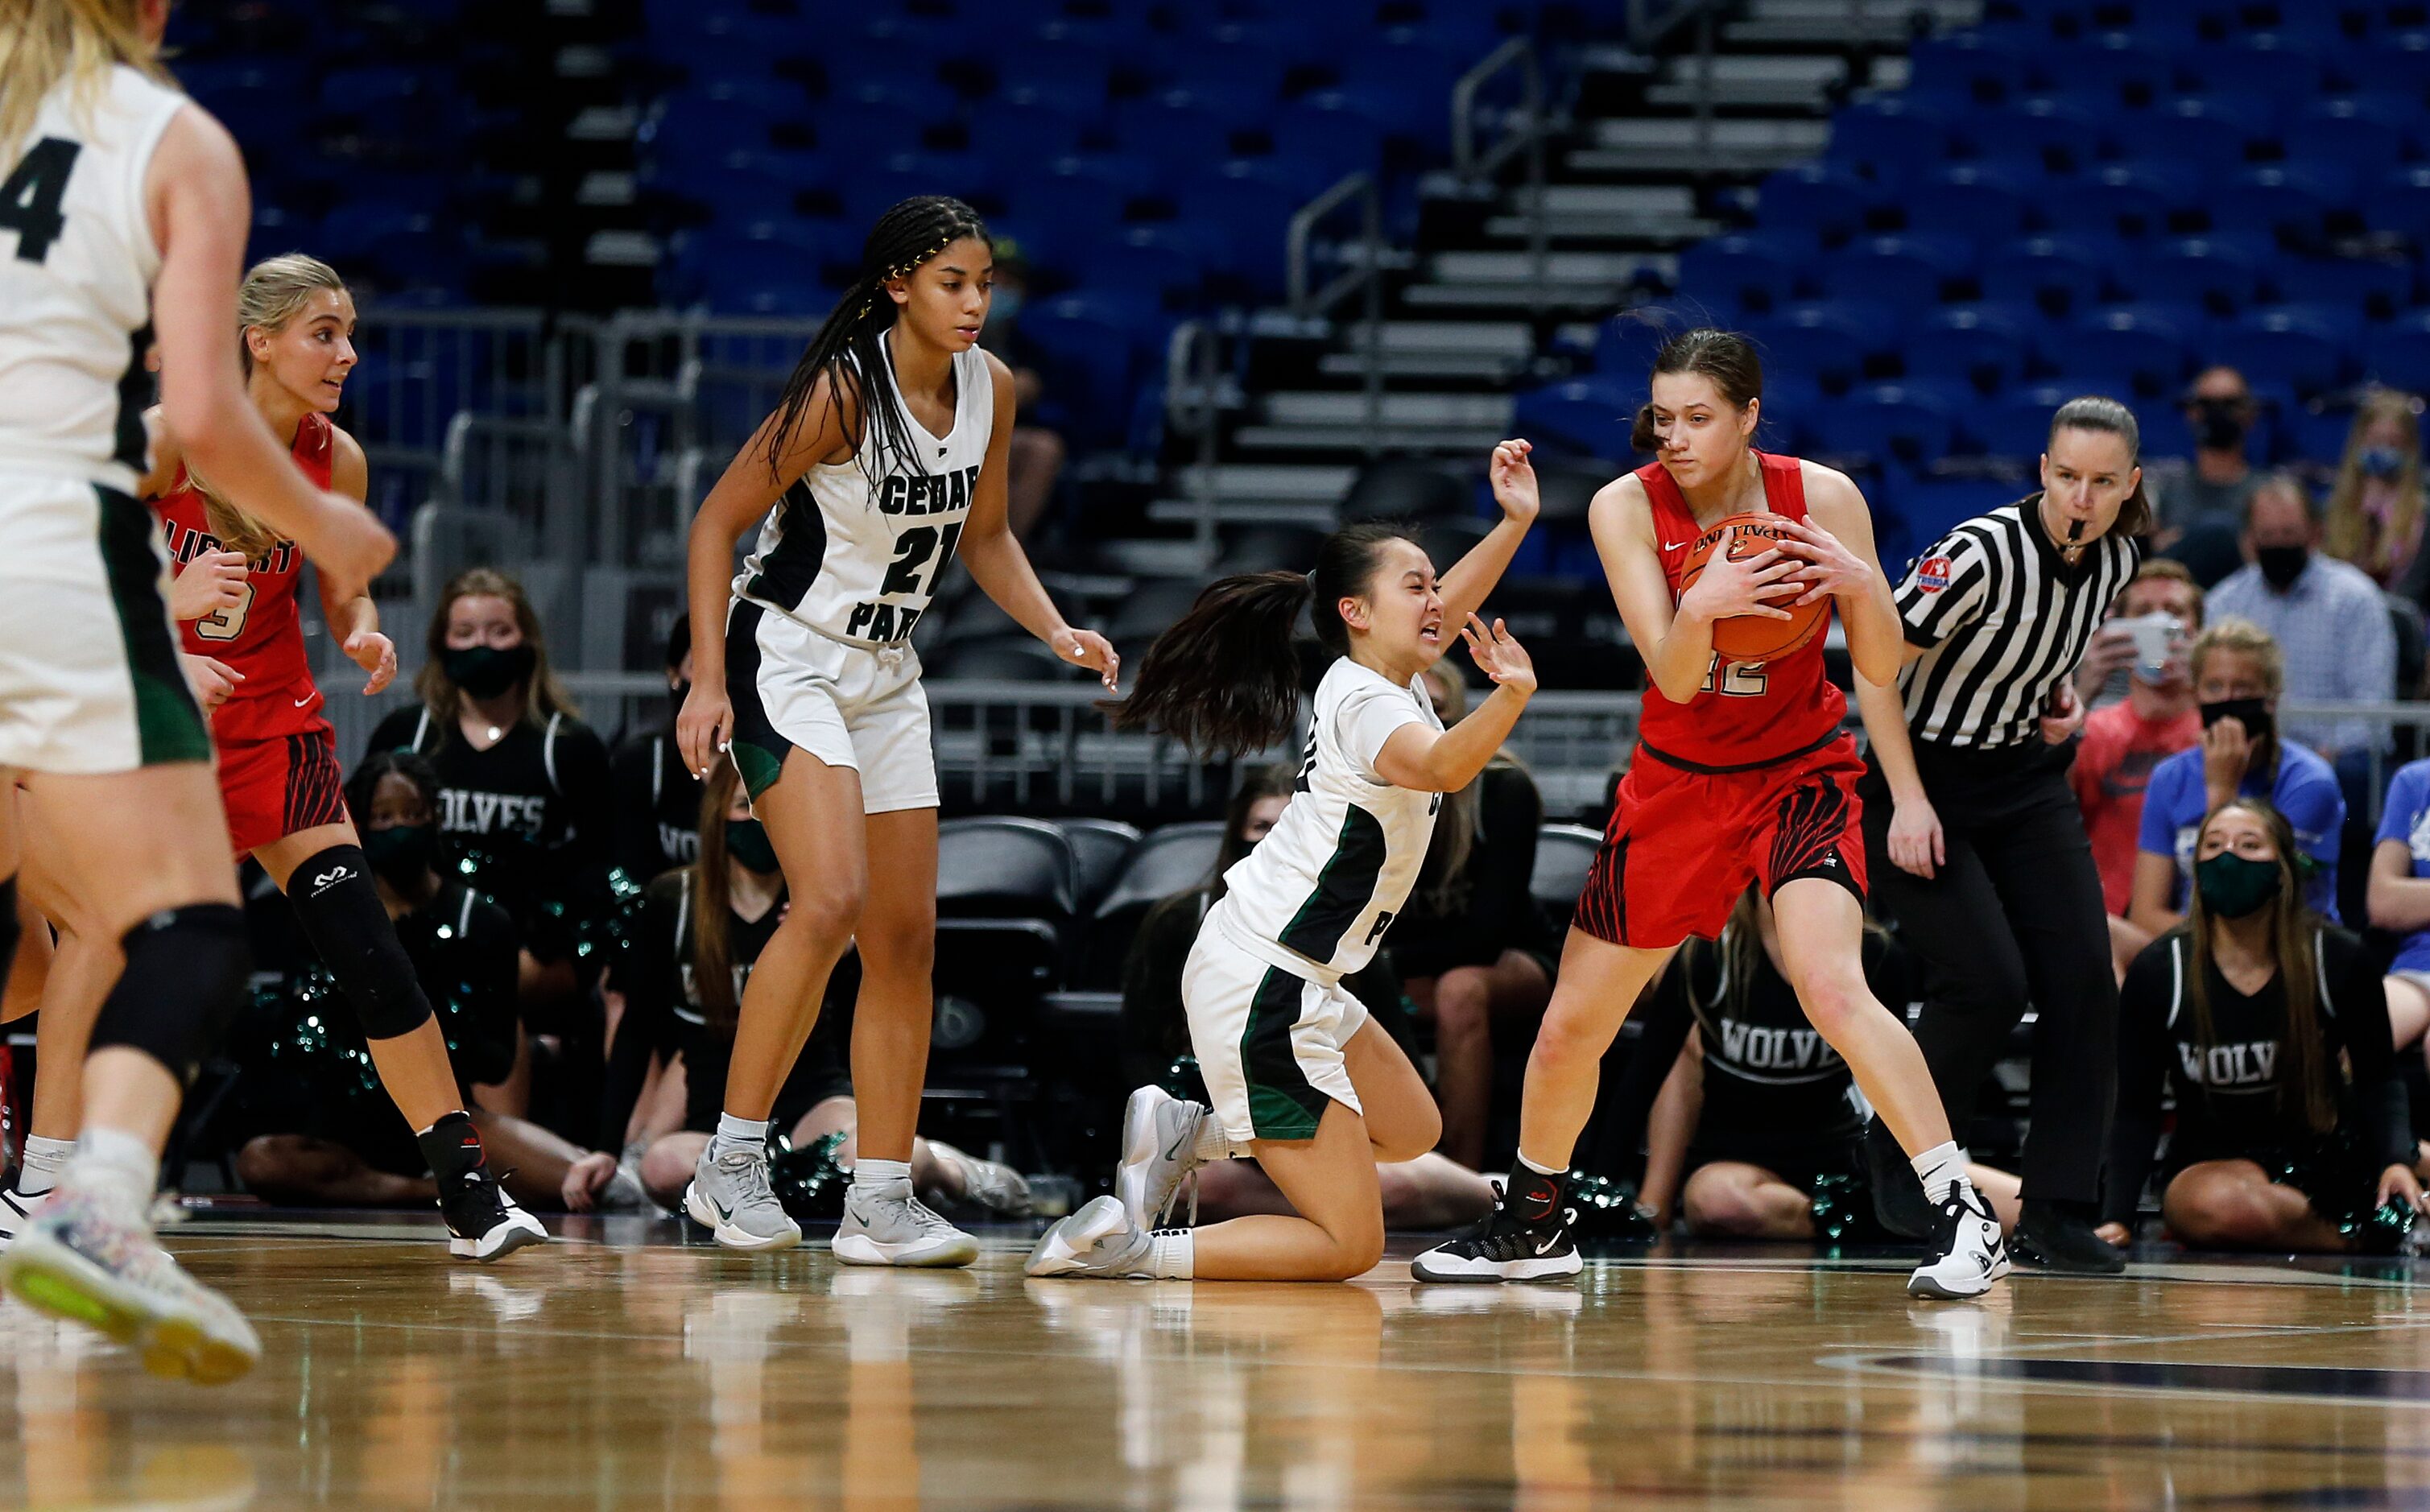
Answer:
[{"left": 0, "top": 0, "right": 174, "bottom": 163}]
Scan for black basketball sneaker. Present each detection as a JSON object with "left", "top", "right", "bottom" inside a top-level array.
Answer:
[
  {"left": 1411, "top": 1172, "right": 1582, "bottom": 1284},
  {"left": 423, "top": 1113, "right": 547, "bottom": 1262}
]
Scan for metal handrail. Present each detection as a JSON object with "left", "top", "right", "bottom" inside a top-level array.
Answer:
[
  {"left": 1286, "top": 171, "right": 1384, "bottom": 456},
  {"left": 1626, "top": 0, "right": 1726, "bottom": 48},
  {"left": 1163, "top": 320, "right": 1225, "bottom": 565},
  {"left": 1453, "top": 34, "right": 1548, "bottom": 317}
]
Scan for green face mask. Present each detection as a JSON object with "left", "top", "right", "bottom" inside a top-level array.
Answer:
[
  {"left": 725, "top": 817, "right": 779, "bottom": 874},
  {"left": 2195, "top": 851, "right": 2282, "bottom": 919}
]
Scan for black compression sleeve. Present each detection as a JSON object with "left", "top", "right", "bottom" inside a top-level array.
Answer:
[{"left": 2105, "top": 938, "right": 2173, "bottom": 1227}]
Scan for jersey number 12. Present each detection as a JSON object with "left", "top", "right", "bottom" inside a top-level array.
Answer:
[
  {"left": 1, "top": 138, "right": 80, "bottom": 265},
  {"left": 1700, "top": 655, "right": 1768, "bottom": 697}
]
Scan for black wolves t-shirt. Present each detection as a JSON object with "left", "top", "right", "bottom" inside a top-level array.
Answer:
[{"left": 610, "top": 725, "right": 701, "bottom": 886}]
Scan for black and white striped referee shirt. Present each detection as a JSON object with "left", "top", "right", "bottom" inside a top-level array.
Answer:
[{"left": 1893, "top": 497, "right": 2143, "bottom": 750}]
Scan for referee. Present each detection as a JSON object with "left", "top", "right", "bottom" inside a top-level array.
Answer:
[{"left": 1855, "top": 395, "right": 2147, "bottom": 1274}]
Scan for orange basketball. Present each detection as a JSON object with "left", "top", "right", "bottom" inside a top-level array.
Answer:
[{"left": 1676, "top": 511, "right": 1831, "bottom": 666}]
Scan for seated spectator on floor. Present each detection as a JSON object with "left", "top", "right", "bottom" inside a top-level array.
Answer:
[
  {"left": 1382, "top": 665, "right": 1556, "bottom": 1171},
  {"left": 234, "top": 752, "right": 614, "bottom": 1214},
  {"left": 2146, "top": 366, "right": 2262, "bottom": 588},
  {"left": 369, "top": 568, "right": 616, "bottom": 1124},
  {"left": 975, "top": 240, "right": 1064, "bottom": 544},
  {"left": 2206, "top": 474, "right": 2399, "bottom": 800},
  {"left": 2105, "top": 799, "right": 2422, "bottom": 1253},
  {"left": 2131, "top": 620, "right": 2345, "bottom": 936},
  {"left": 1598, "top": 889, "right": 2019, "bottom": 1240},
  {"left": 610, "top": 617, "right": 702, "bottom": 886},
  {"left": 2071, "top": 561, "right": 2205, "bottom": 977},
  {"left": 2325, "top": 389, "right": 2429, "bottom": 601},
  {"left": 2366, "top": 752, "right": 2430, "bottom": 1061},
  {"left": 1118, "top": 765, "right": 1494, "bottom": 1230},
  {"left": 577, "top": 763, "right": 1029, "bottom": 1219}
]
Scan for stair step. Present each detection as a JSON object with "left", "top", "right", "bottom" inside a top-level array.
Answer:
[
  {"left": 1263, "top": 390, "right": 1515, "bottom": 427},
  {"left": 1726, "top": 0, "right": 1980, "bottom": 45},
  {"left": 1403, "top": 280, "right": 1655, "bottom": 311},
  {"left": 1341, "top": 320, "right": 1536, "bottom": 357},
  {"left": 1486, "top": 209, "right": 1720, "bottom": 243},
  {"left": 1568, "top": 114, "right": 1825, "bottom": 172},
  {"left": 1147, "top": 498, "right": 1339, "bottom": 528},
  {"left": 1507, "top": 183, "right": 1701, "bottom": 217},
  {"left": 1174, "top": 464, "right": 1355, "bottom": 502},
  {"left": 1431, "top": 249, "right": 1661, "bottom": 284},
  {"left": 1648, "top": 52, "right": 1847, "bottom": 109},
  {"left": 1234, "top": 424, "right": 1512, "bottom": 453},
  {"left": 1319, "top": 350, "right": 1526, "bottom": 379}
]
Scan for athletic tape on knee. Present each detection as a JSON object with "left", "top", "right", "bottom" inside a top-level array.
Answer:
[
  {"left": 87, "top": 903, "right": 251, "bottom": 1084},
  {"left": 289, "top": 845, "right": 434, "bottom": 1040}
]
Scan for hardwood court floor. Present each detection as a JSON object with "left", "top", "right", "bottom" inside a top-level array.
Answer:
[{"left": 9, "top": 1212, "right": 2430, "bottom": 1510}]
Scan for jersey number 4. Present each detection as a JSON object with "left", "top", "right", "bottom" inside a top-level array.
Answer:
[
  {"left": 1700, "top": 655, "right": 1768, "bottom": 697},
  {"left": 880, "top": 522, "right": 964, "bottom": 597},
  {"left": 1, "top": 138, "right": 80, "bottom": 265}
]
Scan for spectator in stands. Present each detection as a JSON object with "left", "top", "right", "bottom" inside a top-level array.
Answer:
[
  {"left": 609, "top": 617, "right": 701, "bottom": 886},
  {"left": 1386, "top": 665, "right": 1554, "bottom": 1170},
  {"left": 2207, "top": 473, "right": 2397, "bottom": 776},
  {"left": 579, "top": 763, "right": 1028, "bottom": 1218},
  {"left": 2130, "top": 619, "right": 2345, "bottom": 937},
  {"left": 975, "top": 240, "right": 1063, "bottom": 543},
  {"left": 2325, "top": 390, "right": 2430, "bottom": 602},
  {"left": 2104, "top": 799, "right": 2420, "bottom": 1253},
  {"left": 1118, "top": 765, "right": 1493, "bottom": 1229},
  {"left": 234, "top": 752, "right": 618, "bottom": 1213},
  {"left": 2071, "top": 561, "right": 2205, "bottom": 977},
  {"left": 2148, "top": 366, "right": 2260, "bottom": 588},
  {"left": 2366, "top": 750, "right": 2430, "bottom": 1059},
  {"left": 369, "top": 568, "right": 615, "bottom": 1120}
]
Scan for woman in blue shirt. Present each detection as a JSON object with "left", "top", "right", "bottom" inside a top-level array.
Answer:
[
  {"left": 2130, "top": 619, "right": 2345, "bottom": 936},
  {"left": 2368, "top": 758, "right": 2430, "bottom": 1058}
]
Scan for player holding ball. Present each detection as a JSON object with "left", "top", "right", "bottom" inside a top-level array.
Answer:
[{"left": 1415, "top": 328, "right": 2007, "bottom": 1299}]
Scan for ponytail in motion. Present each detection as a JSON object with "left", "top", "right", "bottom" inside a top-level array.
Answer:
[
  {"left": 761, "top": 195, "right": 990, "bottom": 485},
  {"left": 1113, "top": 523, "right": 1411, "bottom": 758}
]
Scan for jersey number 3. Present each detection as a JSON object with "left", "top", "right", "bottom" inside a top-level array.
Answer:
[
  {"left": 192, "top": 581, "right": 256, "bottom": 642},
  {"left": 1, "top": 138, "right": 80, "bottom": 265}
]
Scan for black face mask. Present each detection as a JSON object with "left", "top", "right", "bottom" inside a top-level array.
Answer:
[
  {"left": 2192, "top": 399, "right": 2247, "bottom": 452},
  {"left": 2254, "top": 543, "right": 2309, "bottom": 589},
  {"left": 443, "top": 642, "right": 535, "bottom": 699},
  {"left": 363, "top": 821, "right": 437, "bottom": 886},
  {"left": 725, "top": 818, "right": 779, "bottom": 874},
  {"left": 2201, "top": 696, "right": 2274, "bottom": 745}
]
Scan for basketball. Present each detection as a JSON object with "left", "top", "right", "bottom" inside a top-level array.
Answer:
[{"left": 1676, "top": 511, "right": 1830, "bottom": 665}]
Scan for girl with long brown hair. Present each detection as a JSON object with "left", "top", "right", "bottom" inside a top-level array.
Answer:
[
  {"left": 0, "top": 0, "right": 394, "bottom": 1382},
  {"left": 2106, "top": 798, "right": 2423, "bottom": 1251}
]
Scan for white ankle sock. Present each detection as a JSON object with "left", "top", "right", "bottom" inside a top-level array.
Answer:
[
  {"left": 1910, "top": 1141, "right": 1969, "bottom": 1205},
  {"left": 1189, "top": 1120, "right": 1234, "bottom": 1162},
  {"left": 1151, "top": 1229, "right": 1194, "bottom": 1279},
  {"left": 72, "top": 1126, "right": 159, "bottom": 1209},
  {"left": 853, "top": 1157, "right": 911, "bottom": 1195},
  {"left": 17, "top": 1134, "right": 73, "bottom": 1196},
  {"left": 709, "top": 1113, "right": 769, "bottom": 1161},
  {"left": 1516, "top": 1150, "right": 1564, "bottom": 1178}
]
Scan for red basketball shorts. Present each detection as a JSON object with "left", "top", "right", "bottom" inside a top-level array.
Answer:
[
  {"left": 216, "top": 725, "right": 348, "bottom": 857},
  {"left": 1572, "top": 733, "right": 1868, "bottom": 950}
]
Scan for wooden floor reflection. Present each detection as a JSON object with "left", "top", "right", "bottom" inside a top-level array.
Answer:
[{"left": 9, "top": 1214, "right": 2430, "bottom": 1510}]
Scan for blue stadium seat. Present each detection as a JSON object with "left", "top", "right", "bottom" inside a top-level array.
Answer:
[
  {"left": 838, "top": 152, "right": 991, "bottom": 232},
  {"left": 1888, "top": 470, "right": 2032, "bottom": 547},
  {"left": 2367, "top": 312, "right": 2430, "bottom": 395},
  {"left": 1975, "top": 94, "right": 2117, "bottom": 178},
  {"left": 1513, "top": 378, "right": 1635, "bottom": 461},
  {"left": 1594, "top": 307, "right": 1703, "bottom": 378},
  {"left": 814, "top": 94, "right": 942, "bottom": 160},
  {"left": 1828, "top": 96, "right": 1961, "bottom": 184},
  {"left": 1907, "top": 32, "right": 2035, "bottom": 108},
  {"left": 1114, "top": 91, "right": 1250, "bottom": 167},
  {"left": 1903, "top": 163, "right": 2032, "bottom": 240},
  {"left": 2213, "top": 306, "right": 2358, "bottom": 396},
  {"left": 1759, "top": 163, "right": 1892, "bottom": 245},
  {"left": 1268, "top": 96, "right": 1391, "bottom": 192},
  {"left": 1972, "top": 382, "right": 2088, "bottom": 458},
  {"left": 1023, "top": 294, "right": 1159, "bottom": 447},
  {"left": 2042, "top": 163, "right": 2198, "bottom": 241},
  {"left": 2284, "top": 96, "right": 2418, "bottom": 176},
  {"left": 2269, "top": 257, "right": 2417, "bottom": 320},
  {"left": 2035, "top": 37, "right": 2175, "bottom": 109},
  {"left": 1074, "top": 225, "right": 1210, "bottom": 308},
  {"left": 993, "top": 41, "right": 1113, "bottom": 114},
  {"left": 1905, "top": 304, "right": 2035, "bottom": 394},
  {"left": 2371, "top": 164, "right": 2430, "bottom": 242},
  {"left": 1820, "top": 234, "right": 1976, "bottom": 315},
  {"left": 2118, "top": 236, "right": 2266, "bottom": 315},
  {"left": 2340, "top": 31, "right": 2430, "bottom": 101},
  {"left": 2126, "top": 95, "right": 2275, "bottom": 183},
  {"left": 1755, "top": 370, "right": 1827, "bottom": 452},
  {"left": 966, "top": 95, "right": 1094, "bottom": 174},
  {"left": 1820, "top": 382, "right": 1964, "bottom": 467},
  {"left": 650, "top": 148, "right": 820, "bottom": 220},
  {"left": 2061, "top": 304, "right": 2197, "bottom": 398},
  {"left": 2181, "top": 37, "right": 2332, "bottom": 102},
  {"left": 1167, "top": 163, "right": 1304, "bottom": 294},
  {"left": 1676, "top": 234, "right": 1808, "bottom": 317},
  {"left": 1982, "top": 235, "right": 2113, "bottom": 319},
  {"left": 1745, "top": 300, "right": 1897, "bottom": 392}
]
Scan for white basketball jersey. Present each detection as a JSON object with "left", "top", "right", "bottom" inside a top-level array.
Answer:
[
  {"left": 0, "top": 65, "right": 185, "bottom": 494},
  {"left": 736, "top": 341, "right": 991, "bottom": 647},
  {"left": 1214, "top": 658, "right": 1445, "bottom": 980}
]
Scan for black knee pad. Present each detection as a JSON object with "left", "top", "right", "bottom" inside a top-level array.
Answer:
[
  {"left": 87, "top": 903, "right": 251, "bottom": 1084},
  {"left": 288, "top": 845, "right": 433, "bottom": 1041}
]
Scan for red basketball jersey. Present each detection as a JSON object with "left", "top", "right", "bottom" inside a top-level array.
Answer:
[
  {"left": 151, "top": 412, "right": 331, "bottom": 742},
  {"left": 1634, "top": 450, "right": 1845, "bottom": 770}
]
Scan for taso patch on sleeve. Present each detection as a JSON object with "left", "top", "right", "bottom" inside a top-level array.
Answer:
[{"left": 1915, "top": 556, "right": 1953, "bottom": 592}]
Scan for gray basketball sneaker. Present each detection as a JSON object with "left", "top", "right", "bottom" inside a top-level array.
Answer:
[
  {"left": 0, "top": 1179, "right": 260, "bottom": 1384},
  {"left": 1114, "top": 1085, "right": 1209, "bottom": 1229},
  {"left": 1026, "top": 1195, "right": 1159, "bottom": 1279},
  {"left": 923, "top": 1140, "right": 1034, "bottom": 1216},
  {"left": 684, "top": 1142, "right": 803, "bottom": 1252},
  {"left": 833, "top": 1184, "right": 978, "bottom": 1267}
]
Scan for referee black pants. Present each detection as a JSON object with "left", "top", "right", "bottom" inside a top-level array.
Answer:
[{"left": 1859, "top": 744, "right": 2117, "bottom": 1206}]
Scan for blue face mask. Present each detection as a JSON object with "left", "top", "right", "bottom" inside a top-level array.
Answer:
[{"left": 2361, "top": 445, "right": 2407, "bottom": 480}]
